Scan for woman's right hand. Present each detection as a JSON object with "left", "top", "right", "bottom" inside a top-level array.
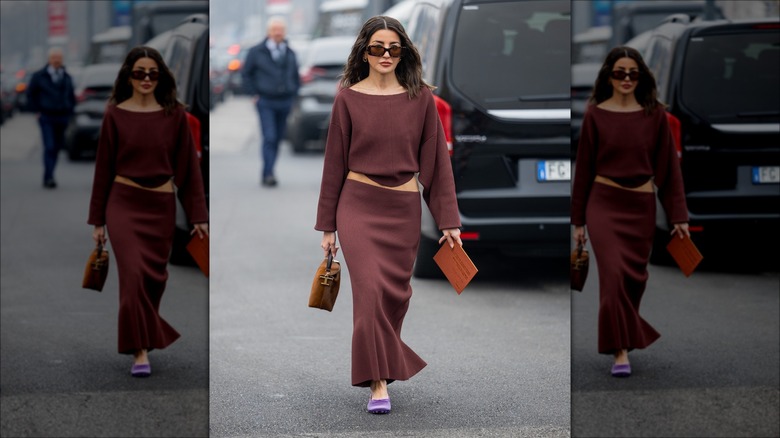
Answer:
[
  {"left": 321, "top": 231, "right": 338, "bottom": 257},
  {"left": 93, "top": 226, "right": 107, "bottom": 246},
  {"left": 573, "top": 225, "right": 587, "bottom": 247}
]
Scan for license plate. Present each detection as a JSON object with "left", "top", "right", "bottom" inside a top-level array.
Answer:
[
  {"left": 537, "top": 160, "right": 571, "bottom": 182},
  {"left": 752, "top": 166, "right": 780, "bottom": 184}
]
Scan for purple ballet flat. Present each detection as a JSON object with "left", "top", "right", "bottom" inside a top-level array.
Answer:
[
  {"left": 367, "top": 397, "right": 391, "bottom": 414},
  {"left": 131, "top": 363, "right": 151, "bottom": 378},
  {"left": 611, "top": 363, "right": 631, "bottom": 377}
]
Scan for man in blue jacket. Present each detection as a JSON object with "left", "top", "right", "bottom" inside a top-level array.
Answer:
[
  {"left": 242, "top": 16, "right": 300, "bottom": 187},
  {"left": 26, "top": 47, "right": 76, "bottom": 188}
]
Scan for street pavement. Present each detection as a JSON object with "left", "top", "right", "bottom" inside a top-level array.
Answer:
[
  {"left": 0, "top": 113, "right": 209, "bottom": 437},
  {"left": 208, "top": 96, "right": 571, "bottom": 438},
  {"left": 572, "top": 238, "right": 780, "bottom": 437}
]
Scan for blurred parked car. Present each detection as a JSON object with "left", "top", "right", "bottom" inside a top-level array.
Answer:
[
  {"left": 0, "top": 77, "right": 6, "bottom": 125},
  {"left": 640, "top": 17, "right": 779, "bottom": 262},
  {"left": 405, "top": 0, "right": 571, "bottom": 277},
  {"left": 286, "top": 36, "right": 353, "bottom": 153},
  {"left": 312, "top": 0, "right": 400, "bottom": 39},
  {"left": 0, "top": 71, "right": 19, "bottom": 121},
  {"left": 609, "top": 0, "right": 723, "bottom": 47},
  {"left": 146, "top": 13, "right": 211, "bottom": 266},
  {"left": 572, "top": 25, "right": 611, "bottom": 64},
  {"left": 13, "top": 70, "right": 32, "bottom": 112},
  {"left": 85, "top": 26, "right": 131, "bottom": 65},
  {"left": 64, "top": 63, "right": 121, "bottom": 160}
]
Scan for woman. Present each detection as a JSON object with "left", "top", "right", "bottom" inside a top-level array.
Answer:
[
  {"left": 571, "top": 46, "right": 689, "bottom": 377},
  {"left": 87, "top": 46, "right": 208, "bottom": 377},
  {"left": 315, "top": 16, "right": 461, "bottom": 414}
]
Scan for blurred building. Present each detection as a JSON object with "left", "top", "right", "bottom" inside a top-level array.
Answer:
[{"left": 0, "top": 1, "right": 118, "bottom": 71}]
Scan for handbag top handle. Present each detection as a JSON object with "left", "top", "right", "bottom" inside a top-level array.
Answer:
[{"left": 326, "top": 252, "right": 334, "bottom": 273}]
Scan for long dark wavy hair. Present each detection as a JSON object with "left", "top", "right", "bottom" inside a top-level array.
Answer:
[
  {"left": 109, "top": 46, "right": 182, "bottom": 114},
  {"left": 590, "top": 46, "right": 662, "bottom": 114},
  {"left": 341, "top": 16, "right": 430, "bottom": 99}
]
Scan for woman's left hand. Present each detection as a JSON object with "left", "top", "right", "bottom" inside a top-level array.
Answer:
[
  {"left": 191, "top": 223, "right": 209, "bottom": 239},
  {"left": 670, "top": 222, "right": 689, "bottom": 239},
  {"left": 438, "top": 228, "right": 462, "bottom": 248}
]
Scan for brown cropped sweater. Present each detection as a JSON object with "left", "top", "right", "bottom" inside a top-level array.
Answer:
[
  {"left": 571, "top": 105, "right": 688, "bottom": 226},
  {"left": 315, "top": 87, "right": 461, "bottom": 232},
  {"left": 88, "top": 105, "right": 208, "bottom": 226}
]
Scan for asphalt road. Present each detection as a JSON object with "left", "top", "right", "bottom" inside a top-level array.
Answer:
[
  {"left": 0, "top": 113, "right": 209, "bottom": 437},
  {"left": 207, "top": 96, "right": 572, "bottom": 438},
  {"left": 571, "top": 235, "right": 780, "bottom": 437}
]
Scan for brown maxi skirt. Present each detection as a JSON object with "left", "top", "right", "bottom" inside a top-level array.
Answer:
[
  {"left": 105, "top": 182, "right": 180, "bottom": 354},
  {"left": 336, "top": 178, "right": 427, "bottom": 387},
  {"left": 585, "top": 182, "right": 660, "bottom": 354}
]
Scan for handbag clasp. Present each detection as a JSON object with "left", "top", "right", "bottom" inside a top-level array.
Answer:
[
  {"left": 319, "top": 272, "right": 335, "bottom": 286},
  {"left": 92, "top": 258, "right": 107, "bottom": 271}
]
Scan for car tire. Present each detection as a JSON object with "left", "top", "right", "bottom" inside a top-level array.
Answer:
[
  {"left": 290, "top": 130, "right": 306, "bottom": 153},
  {"left": 413, "top": 234, "right": 445, "bottom": 279},
  {"left": 67, "top": 143, "right": 81, "bottom": 161},
  {"left": 649, "top": 227, "right": 675, "bottom": 266}
]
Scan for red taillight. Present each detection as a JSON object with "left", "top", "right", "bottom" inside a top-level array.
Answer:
[
  {"left": 433, "top": 94, "right": 453, "bottom": 155},
  {"left": 665, "top": 111, "right": 682, "bottom": 160},
  {"left": 460, "top": 231, "right": 479, "bottom": 240},
  {"left": 227, "top": 59, "right": 241, "bottom": 71},
  {"left": 300, "top": 66, "right": 326, "bottom": 84},
  {"left": 77, "top": 89, "right": 96, "bottom": 103},
  {"left": 227, "top": 44, "right": 241, "bottom": 56},
  {"left": 689, "top": 225, "right": 704, "bottom": 232}
]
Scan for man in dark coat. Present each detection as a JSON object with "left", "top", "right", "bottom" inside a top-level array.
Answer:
[
  {"left": 242, "top": 16, "right": 300, "bottom": 187},
  {"left": 26, "top": 47, "right": 76, "bottom": 188}
]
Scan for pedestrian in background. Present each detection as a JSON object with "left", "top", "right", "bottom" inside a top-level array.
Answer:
[
  {"left": 315, "top": 16, "right": 461, "bottom": 414},
  {"left": 88, "top": 46, "right": 208, "bottom": 377},
  {"left": 242, "top": 16, "right": 300, "bottom": 187},
  {"left": 571, "top": 46, "right": 689, "bottom": 378},
  {"left": 26, "top": 47, "right": 76, "bottom": 188}
]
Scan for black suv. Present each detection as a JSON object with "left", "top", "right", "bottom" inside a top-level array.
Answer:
[
  {"left": 641, "top": 17, "right": 780, "bottom": 260},
  {"left": 146, "top": 14, "right": 211, "bottom": 266},
  {"left": 404, "top": 0, "right": 571, "bottom": 277}
]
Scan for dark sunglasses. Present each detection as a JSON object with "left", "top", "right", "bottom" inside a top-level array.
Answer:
[
  {"left": 610, "top": 70, "right": 640, "bottom": 81},
  {"left": 130, "top": 70, "right": 160, "bottom": 81},
  {"left": 366, "top": 45, "right": 404, "bottom": 58}
]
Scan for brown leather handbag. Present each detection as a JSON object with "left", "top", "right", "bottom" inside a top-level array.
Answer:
[
  {"left": 82, "top": 243, "right": 109, "bottom": 292},
  {"left": 570, "top": 243, "right": 589, "bottom": 292},
  {"left": 309, "top": 253, "right": 341, "bottom": 311}
]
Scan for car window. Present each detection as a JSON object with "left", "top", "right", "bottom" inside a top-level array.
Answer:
[
  {"left": 80, "top": 66, "right": 118, "bottom": 87},
  {"left": 409, "top": 3, "right": 441, "bottom": 84},
  {"left": 313, "top": 9, "right": 366, "bottom": 38},
  {"left": 680, "top": 31, "right": 780, "bottom": 122},
  {"left": 451, "top": 0, "right": 570, "bottom": 110},
  {"left": 644, "top": 34, "right": 673, "bottom": 98},
  {"left": 308, "top": 42, "right": 352, "bottom": 67},
  {"left": 165, "top": 35, "right": 194, "bottom": 102},
  {"left": 98, "top": 42, "right": 128, "bottom": 64}
]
